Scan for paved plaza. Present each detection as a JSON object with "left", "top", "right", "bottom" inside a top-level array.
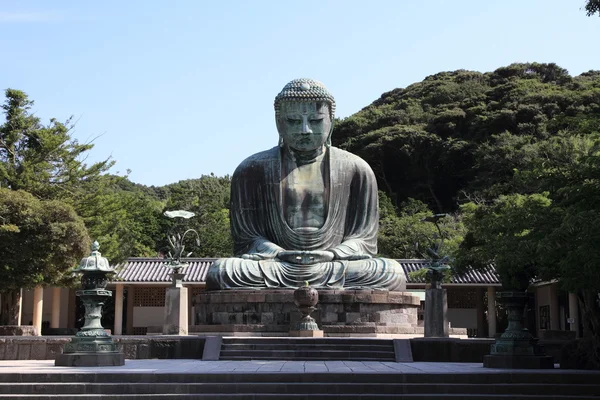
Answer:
[{"left": 0, "top": 359, "right": 584, "bottom": 375}]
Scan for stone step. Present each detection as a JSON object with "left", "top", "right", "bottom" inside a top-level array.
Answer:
[
  {"left": 219, "top": 350, "right": 395, "bottom": 360},
  {"left": 0, "top": 382, "right": 600, "bottom": 396},
  {"left": 220, "top": 343, "right": 394, "bottom": 351},
  {"left": 220, "top": 337, "right": 396, "bottom": 361},
  {"left": 221, "top": 338, "right": 393, "bottom": 345},
  {"left": 219, "top": 356, "right": 396, "bottom": 361},
  {"left": 1, "top": 372, "right": 599, "bottom": 385},
  {"left": 1, "top": 394, "right": 599, "bottom": 400}
]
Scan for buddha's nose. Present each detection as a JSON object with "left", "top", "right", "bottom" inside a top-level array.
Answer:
[{"left": 301, "top": 118, "right": 312, "bottom": 134}]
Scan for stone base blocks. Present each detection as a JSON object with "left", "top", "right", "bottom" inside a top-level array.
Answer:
[
  {"left": 424, "top": 288, "right": 449, "bottom": 338},
  {"left": 193, "top": 289, "right": 421, "bottom": 337},
  {"left": 55, "top": 336, "right": 124, "bottom": 367}
]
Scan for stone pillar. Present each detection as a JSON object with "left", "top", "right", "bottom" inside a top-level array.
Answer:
[
  {"left": 50, "top": 287, "right": 61, "bottom": 328},
  {"left": 114, "top": 284, "right": 124, "bottom": 335},
  {"left": 568, "top": 292, "right": 579, "bottom": 338},
  {"left": 487, "top": 286, "right": 497, "bottom": 338},
  {"left": 424, "top": 288, "right": 448, "bottom": 337},
  {"left": 476, "top": 287, "right": 486, "bottom": 337},
  {"left": 163, "top": 284, "right": 188, "bottom": 335},
  {"left": 32, "top": 287, "right": 43, "bottom": 336}
]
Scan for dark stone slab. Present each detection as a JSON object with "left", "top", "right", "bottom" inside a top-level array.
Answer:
[
  {"left": 137, "top": 343, "right": 150, "bottom": 359},
  {"left": 4, "top": 339, "right": 17, "bottom": 360},
  {"left": 393, "top": 339, "right": 413, "bottom": 362},
  {"left": 55, "top": 352, "right": 125, "bottom": 366},
  {"left": 30, "top": 342, "right": 46, "bottom": 359},
  {"left": 202, "top": 336, "right": 222, "bottom": 361},
  {"left": 17, "top": 343, "right": 31, "bottom": 360},
  {"left": 483, "top": 354, "right": 555, "bottom": 369}
]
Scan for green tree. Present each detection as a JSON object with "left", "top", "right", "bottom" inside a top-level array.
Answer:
[
  {"left": 378, "top": 193, "right": 464, "bottom": 259},
  {"left": 333, "top": 64, "right": 600, "bottom": 211},
  {"left": 0, "top": 188, "right": 90, "bottom": 324},
  {"left": 0, "top": 89, "right": 113, "bottom": 200},
  {"left": 71, "top": 174, "right": 164, "bottom": 263},
  {"left": 585, "top": 0, "right": 600, "bottom": 16},
  {"left": 456, "top": 133, "right": 600, "bottom": 366},
  {"left": 157, "top": 174, "right": 233, "bottom": 257}
]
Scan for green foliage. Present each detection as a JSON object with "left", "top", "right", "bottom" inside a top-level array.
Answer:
[
  {"left": 156, "top": 174, "right": 233, "bottom": 258},
  {"left": 333, "top": 63, "right": 600, "bottom": 211},
  {"left": 0, "top": 188, "right": 90, "bottom": 290},
  {"left": 585, "top": 0, "right": 600, "bottom": 16},
  {"left": 70, "top": 174, "right": 164, "bottom": 264},
  {"left": 0, "top": 89, "right": 113, "bottom": 199},
  {"left": 456, "top": 132, "right": 600, "bottom": 346},
  {"left": 378, "top": 192, "right": 465, "bottom": 260},
  {"left": 457, "top": 193, "right": 552, "bottom": 290}
]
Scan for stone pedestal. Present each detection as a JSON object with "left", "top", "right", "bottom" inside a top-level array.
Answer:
[
  {"left": 194, "top": 289, "right": 420, "bottom": 337},
  {"left": 424, "top": 288, "right": 449, "bottom": 338},
  {"left": 55, "top": 336, "right": 125, "bottom": 366},
  {"left": 483, "top": 291, "right": 553, "bottom": 369},
  {"left": 163, "top": 286, "right": 188, "bottom": 335}
]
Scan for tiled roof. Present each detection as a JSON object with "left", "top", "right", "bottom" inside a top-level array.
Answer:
[
  {"left": 113, "top": 258, "right": 500, "bottom": 286},
  {"left": 114, "top": 258, "right": 213, "bottom": 283},
  {"left": 401, "top": 259, "right": 500, "bottom": 285}
]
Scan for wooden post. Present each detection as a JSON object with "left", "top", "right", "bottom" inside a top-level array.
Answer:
[
  {"left": 51, "top": 287, "right": 61, "bottom": 328},
  {"left": 32, "top": 287, "right": 44, "bottom": 336},
  {"left": 487, "top": 286, "right": 497, "bottom": 338},
  {"left": 114, "top": 284, "right": 124, "bottom": 335}
]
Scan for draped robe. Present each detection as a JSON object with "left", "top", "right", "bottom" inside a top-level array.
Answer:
[{"left": 205, "top": 146, "right": 406, "bottom": 291}]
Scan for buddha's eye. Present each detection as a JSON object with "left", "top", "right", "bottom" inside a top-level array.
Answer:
[
  {"left": 287, "top": 118, "right": 301, "bottom": 124},
  {"left": 310, "top": 118, "right": 323, "bottom": 124}
]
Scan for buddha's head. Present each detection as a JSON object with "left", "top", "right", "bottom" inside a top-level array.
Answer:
[{"left": 274, "top": 79, "right": 335, "bottom": 151}]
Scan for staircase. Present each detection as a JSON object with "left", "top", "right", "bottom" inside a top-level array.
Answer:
[
  {"left": 0, "top": 370, "right": 599, "bottom": 399},
  {"left": 218, "top": 337, "right": 398, "bottom": 361}
]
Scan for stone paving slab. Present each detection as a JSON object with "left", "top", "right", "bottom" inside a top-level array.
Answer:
[{"left": 0, "top": 359, "right": 597, "bottom": 375}]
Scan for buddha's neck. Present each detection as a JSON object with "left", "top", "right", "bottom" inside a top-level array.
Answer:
[{"left": 284, "top": 145, "right": 326, "bottom": 166}]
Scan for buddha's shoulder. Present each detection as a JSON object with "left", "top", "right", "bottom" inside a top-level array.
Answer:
[
  {"left": 329, "top": 147, "right": 373, "bottom": 170},
  {"left": 234, "top": 147, "right": 279, "bottom": 173}
]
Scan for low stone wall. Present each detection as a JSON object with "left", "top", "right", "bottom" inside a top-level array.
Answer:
[
  {"left": 193, "top": 289, "right": 421, "bottom": 337},
  {"left": 0, "top": 336, "right": 205, "bottom": 361},
  {"left": 0, "top": 326, "right": 38, "bottom": 336},
  {"left": 411, "top": 338, "right": 495, "bottom": 363}
]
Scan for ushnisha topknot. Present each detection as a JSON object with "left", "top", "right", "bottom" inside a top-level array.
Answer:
[{"left": 274, "top": 78, "right": 336, "bottom": 119}]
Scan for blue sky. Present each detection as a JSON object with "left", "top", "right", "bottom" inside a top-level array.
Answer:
[{"left": 1, "top": 0, "right": 598, "bottom": 186}]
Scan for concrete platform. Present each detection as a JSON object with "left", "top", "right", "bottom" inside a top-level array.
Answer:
[
  {"left": 0, "top": 360, "right": 599, "bottom": 399},
  {"left": 0, "top": 358, "right": 584, "bottom": 374}
]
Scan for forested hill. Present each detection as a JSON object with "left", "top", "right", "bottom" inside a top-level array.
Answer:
[{"left": 332, "top": 63, "right": 600, "bottom": 213}]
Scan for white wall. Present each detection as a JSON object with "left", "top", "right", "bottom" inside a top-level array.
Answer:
[{"left": 132, "top": 306, "right": 163, "bottom": 327}]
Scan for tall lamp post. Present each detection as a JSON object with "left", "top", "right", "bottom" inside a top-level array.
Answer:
[
  {"left": 162, "top": 210, "right": 200, "bottom": 335},
  {"left": 420, "top": 214, "right": 451, "bottom": 338},
  {"left": 55, "top": 241, "right": 125, "bottom": 366}
]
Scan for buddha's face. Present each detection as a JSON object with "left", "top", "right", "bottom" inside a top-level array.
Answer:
[{"left": 277, "top": 101, "right": 332, "bottom": 152}]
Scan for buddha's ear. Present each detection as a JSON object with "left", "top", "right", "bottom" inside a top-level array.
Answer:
[
  {"left": 326, "top": 114, "right": 335, "bottom": 147},
  {"left": 275, "top": 115, "right": 285, "bottom": 146}
]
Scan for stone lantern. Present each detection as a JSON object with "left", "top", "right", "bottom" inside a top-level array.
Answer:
[{"left": 55, "top": 241, "right": 124, "bottom": 366}]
